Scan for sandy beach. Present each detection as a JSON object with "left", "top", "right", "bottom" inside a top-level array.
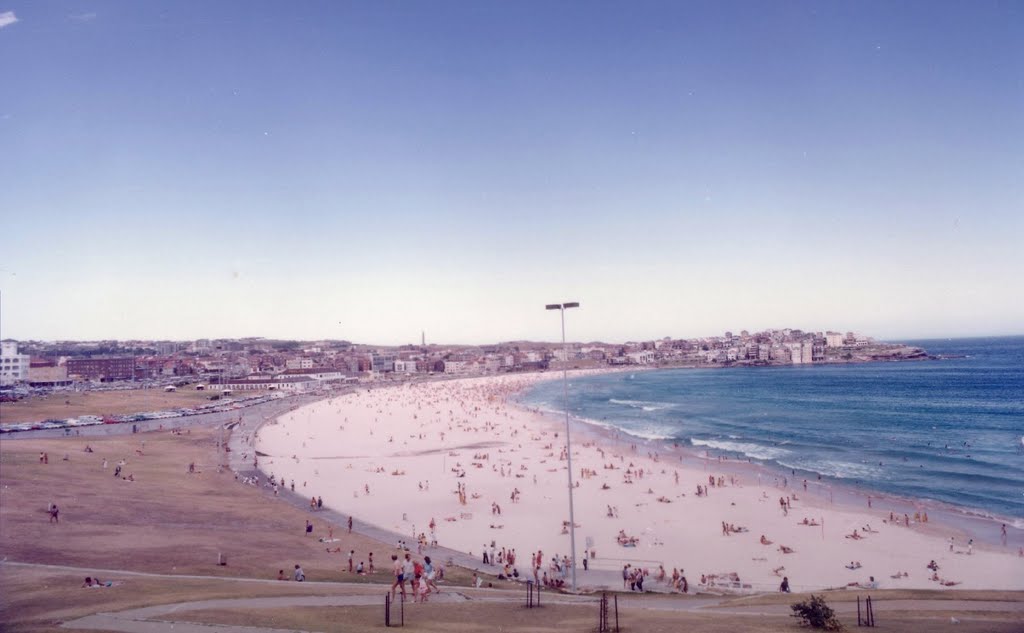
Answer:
[{"left": 255, "top": 374, "right": 1023, "bottom": 593}]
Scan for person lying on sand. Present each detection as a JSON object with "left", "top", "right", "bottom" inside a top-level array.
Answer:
[
  {"left": 778, "top": 545, "right": 795, "bottom": 554},
  {"left": 847, "top": 575, "right": 878, "bottom": 589},
  {"left": 760, "top": 535, "right": 773, "bottom": 545},
  {"left": 616, "top": 530, "right": 639, "bottom": 546},
  {"left": 845, "top": 530, "right": 864, "bottom": 540}
]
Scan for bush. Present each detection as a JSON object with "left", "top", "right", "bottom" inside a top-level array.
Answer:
[{"left": 791, "top": 595, "right": 844, "bottom": 631}]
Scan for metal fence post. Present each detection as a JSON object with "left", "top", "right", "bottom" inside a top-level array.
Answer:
[{"left": 614, "top": 593, "right": 619, "bottom": 632}]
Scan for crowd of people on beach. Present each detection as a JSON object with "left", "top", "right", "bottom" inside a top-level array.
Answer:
[{"left": 237, "top": 376, "right": 1019, "bottom": 595}]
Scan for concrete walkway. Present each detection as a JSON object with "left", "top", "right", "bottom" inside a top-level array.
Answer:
[
  {"left": 2, "top": 560, "right": 1013, "bottom": 633},
  {"left": 63, "top": 593, "right": 471, "bottom": 633},
  {"left": 57, "top": 581, "right": 1024, "bottom": 633}
]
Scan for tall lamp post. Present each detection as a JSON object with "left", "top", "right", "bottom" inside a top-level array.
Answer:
[{"left": 546, "top": 301, "right": 580, "bottom": 591}]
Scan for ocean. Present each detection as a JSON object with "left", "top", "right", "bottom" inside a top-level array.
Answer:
[{"left": 521, "top": 336, "right": 1024, "bottom": 521}]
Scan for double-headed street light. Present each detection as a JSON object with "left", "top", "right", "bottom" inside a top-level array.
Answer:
[{"left": 545, "top": 301, "right": 580, "bottom": 591}]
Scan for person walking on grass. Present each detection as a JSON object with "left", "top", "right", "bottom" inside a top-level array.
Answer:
[{"left": 390, "top": 554, "right": 406, "bottom": 600}]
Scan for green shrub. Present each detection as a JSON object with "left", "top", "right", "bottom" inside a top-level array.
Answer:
[{"left": 790, "top": 594, "right": 844, "bottom": 631}]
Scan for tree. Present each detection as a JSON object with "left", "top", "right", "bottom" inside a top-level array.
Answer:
[{"left": 791, "top": 595, "right": 844, "bottom": 631}]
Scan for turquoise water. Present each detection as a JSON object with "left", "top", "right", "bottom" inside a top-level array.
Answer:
[{"left": 522, "top": 337, "right": 1024, "bottom": 520}]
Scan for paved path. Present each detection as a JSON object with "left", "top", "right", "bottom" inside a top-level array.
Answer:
[
  {"left": 63, "top": 593, "right": 472, "bottom": 633},
  {"left": 3, "top": 560, "right": 1016, "bottom": 633},
  {"left": 57, "top": 583, "right": 1024, "bottom": 633}
]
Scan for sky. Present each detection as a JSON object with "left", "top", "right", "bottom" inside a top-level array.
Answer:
[{"left": 0, "top": 1, "right": 1021, "bottom": 345}]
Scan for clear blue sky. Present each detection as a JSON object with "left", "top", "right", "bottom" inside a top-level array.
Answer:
[{"left": 1, "top": 1, "right": 1021, "bottom": 344}]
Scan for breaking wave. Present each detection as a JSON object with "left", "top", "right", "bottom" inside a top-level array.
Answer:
[
  {"left": 690, "top": 438, "right": 791, "bottom": 461},
  {"left": 609, "top": 398, "right": 674, "bottom": 412}
]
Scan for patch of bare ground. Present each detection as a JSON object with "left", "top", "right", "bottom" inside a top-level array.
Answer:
[{"left": 0, "top": 430, "right": 471, "bottom": 583}]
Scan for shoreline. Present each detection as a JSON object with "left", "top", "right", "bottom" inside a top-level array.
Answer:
[
  {"left": 523, "top": 398, "right": 1023, "bottom": 552},
  {"left": 255, "top": 374, "right": 1023, "bottom": 592},
  {"left": 517, "top": 363, "right": 1023, "bottom": 536}
]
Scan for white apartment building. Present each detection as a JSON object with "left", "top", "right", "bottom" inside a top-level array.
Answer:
[
  {"left": 393, "top": 360, "right": 418, "bottom": 373},
  {"left": 627, "top": 351, "right": 655, "bottom": 364},
  {"left": 786, "top": 342, "right": 811, "bottom": 362},
  {"left": 286, "top": 358, "right": 315, "bottom": 370},
  {"left": 443, "top": 360, "right": 468, "bottom": 375},
  {"left": 552, "top": 347, "right": 578, "bottom": 362},
  {"left": 1, "top": 341, "right": 31, "bottom": 386},
  {"left": 825, "top": 332, "right": 845, "bottom": 348}
]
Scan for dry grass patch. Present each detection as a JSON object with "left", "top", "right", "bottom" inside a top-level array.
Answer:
[
  {"left": 0, "top": 430, "right": 420, "bottom": 582},
  {"left": 0, "top": 567, "right": 384, "bottom": 632},
  {"left": 1, "top": 388, "right": 222, "bottom": 424}
]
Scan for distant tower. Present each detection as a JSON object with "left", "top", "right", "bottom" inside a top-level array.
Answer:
[{"left": 421, "top": 330, "right": 426, "bottom": 347}]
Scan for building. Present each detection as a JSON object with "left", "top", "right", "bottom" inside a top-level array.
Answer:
[
  {"left": 443, "top": 360, "right": 468, "bottom": 375},
  {"left": 825, "top": 332, "right": 845, "bottom": 348},
  {"left": 286, "top": 358, "right": 314, "bottom": 370},
  {"left": 273, "top": 368, "right": 347, "bottom": 383},
  {"left": 812, "top": 340, "right": 827, "bottom": 362},
  {"left": 155, "top": 342, "right": 179, "bottom": 356},
  {"left": 786, "top": 342, "right": 806, "bottom": 364},
  {"left": 371, "top": 353, "right": 397, "bottom": 373},
  {"left": 626, "top": 351, "right": 655, "bottom": 364},
  {"left": 217, "top": 376, "right": 315, "bottom": 392},
  {"left": 393, "top": 360, "right": 418, "bottom": 373},
  {"left": 1, "top": 340, "right": 31, "bottom": 386},
  {"left": 66, "top": 357, "right": 136, "bottom": 382},
  {"left": 28, "top": 360, "right": 72, "bottom": 388}
]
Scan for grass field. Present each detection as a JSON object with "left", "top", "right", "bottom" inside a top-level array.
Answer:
[{"left": 0, "top": 388, "right": 240, "bottom": 423}]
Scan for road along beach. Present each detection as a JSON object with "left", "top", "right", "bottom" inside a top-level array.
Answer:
[{"left": 255, "top": 374, "right": 1024, "bottom": 593}]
